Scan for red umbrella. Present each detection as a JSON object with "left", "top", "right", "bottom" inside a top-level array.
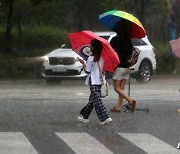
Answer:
[
  {"left": 68, "top": 30, "right": 120, "bottom": 73},
  {"left": 169, "top": 38, "right": 180, "bottom": 58}
]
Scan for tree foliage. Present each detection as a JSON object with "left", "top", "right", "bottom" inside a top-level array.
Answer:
[{"left": 0, "top": 0, "right": 179, "bottom": 53}]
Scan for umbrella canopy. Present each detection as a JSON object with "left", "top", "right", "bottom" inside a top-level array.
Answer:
[
  {"left": 68, "top": 30, "right": 120, "bottom": 72},
  {"left": 169, "top": 38, "right": 180, "bottom": 58},
  {"left": 99, "top": 10, "right": 146, "bottom": 39}
]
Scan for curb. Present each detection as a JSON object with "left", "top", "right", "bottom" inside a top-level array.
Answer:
[{"left": 152, "top": 75, "right": 180, "bottom": 79}]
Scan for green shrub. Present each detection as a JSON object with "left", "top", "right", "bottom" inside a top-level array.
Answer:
[
  {"left": 175, "top": 60, "right": 180, "bottom": 74},
  {"left": 154, "top": 42, "right": 179, "bottom": 74},
  {"left": 19, "top": 24, "right": 68, "bottom": 50},
  {"left": 0, "top": 25, "right": 68, "bottom": 52},
  {"left": 0, "top": 57, "right": 43, "bottom": 79},
  {"left": 0, "top": 26, "right": 7, "bottom": 52}
]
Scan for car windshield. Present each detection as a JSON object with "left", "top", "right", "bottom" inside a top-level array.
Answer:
[
  {"left": 99, "top": 35, "right": 110, "bottom": 40},
  {"left": 61, "top": 36, "right": 109, "bottom": 49},
  {"left": 61, "top": 41, "right": 72, "bottom": 48},
  {"left": 132, "top": 39, "right": 147, "bottom": 46}
]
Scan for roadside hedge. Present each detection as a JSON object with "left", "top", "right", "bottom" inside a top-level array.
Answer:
[
  {"left": 0, "top": 57, "right": 43, "bottom": 79},
  {"left": 0, "top": 25, "right": 68, "bottom": 52}
]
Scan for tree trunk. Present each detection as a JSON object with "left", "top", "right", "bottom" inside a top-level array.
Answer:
[
  {"left": 17, "top": 8, "right": 22, "bottom": 50},
  {"left": 5, "top": 0, "right": 14, "bottom": 53}
]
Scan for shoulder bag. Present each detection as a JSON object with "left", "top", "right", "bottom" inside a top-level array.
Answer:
[
  {"left": 97, "top": 62, "right": 108, "bottom": 98},
  {"left": 128, "top": 47, "right": 140, "bottom": 67}
]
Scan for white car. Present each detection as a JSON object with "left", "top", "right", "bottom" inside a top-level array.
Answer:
[
  {"left": 42, "top": 31, "right": 156, "bottom": 83},
  {"left": 96, "top": 31, "right": 157, "bottom": 83},
  {"left": 41, "top": 42, "right": 86, "bottom": 83}
]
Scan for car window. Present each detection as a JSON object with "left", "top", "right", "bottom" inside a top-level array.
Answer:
[{"left": 132, "top": 39, "right": 147, "bottom": 46}]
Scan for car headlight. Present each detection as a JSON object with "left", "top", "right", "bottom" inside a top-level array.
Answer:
[
  {"left": 41, "top": 55, "right": 48, "bottom": 61},
  {"left": 41, "top": 56, "right": 49, "bottom": 63}
]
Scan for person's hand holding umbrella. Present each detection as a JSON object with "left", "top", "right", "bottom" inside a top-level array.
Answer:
[
  {"left": 77, "top": 57, "right": 86, "bottom": 70},
  {"left": 77, "top": 57, "right": 85, "bottom": 64}
]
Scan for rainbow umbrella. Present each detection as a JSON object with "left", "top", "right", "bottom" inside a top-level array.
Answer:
[{"left": 99, "top": 10, "right": 146, "bottom": 38}]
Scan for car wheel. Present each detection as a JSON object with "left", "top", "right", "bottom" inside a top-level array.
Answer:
[
  {"left": 136, "top": 61, "right": 152, "bottom": 83},
  {"left": 45, "top": 78, "right": 61, "bottom": 85}
]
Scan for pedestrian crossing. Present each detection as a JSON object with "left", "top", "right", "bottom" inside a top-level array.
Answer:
[{"left": 0, "top": 132, "right": 179, "bottom": 154}]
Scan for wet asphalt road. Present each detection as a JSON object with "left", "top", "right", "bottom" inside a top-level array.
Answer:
[{"left": 0, "top": 77, "right": 180, "bottom": 154}]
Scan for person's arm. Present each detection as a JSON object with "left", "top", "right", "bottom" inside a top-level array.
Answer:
[{"left": 77, "top": 57, "right": 90, "bottom": 74}]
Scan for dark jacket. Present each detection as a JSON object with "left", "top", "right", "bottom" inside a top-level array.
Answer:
[{"left": 110, "top": 35, "right": 133, "bottom": 68}]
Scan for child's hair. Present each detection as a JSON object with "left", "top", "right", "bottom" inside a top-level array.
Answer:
[{"left": 90, "top": 39, "right": 102, "bottom": 62}]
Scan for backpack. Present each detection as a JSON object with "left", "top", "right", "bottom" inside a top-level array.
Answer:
[{"left": 128, "top": 47, "right": 140, "bottom": 67}]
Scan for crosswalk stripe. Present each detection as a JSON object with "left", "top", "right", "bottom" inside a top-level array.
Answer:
[
  {"left": 0, "top": 132, "right": 38, "bottom": 154},
  {"left": 118, "top": 133, "right": 180, "bottom": 154},
  {"left": 56, "top": 132, "right": 113, "bottom": 154}
]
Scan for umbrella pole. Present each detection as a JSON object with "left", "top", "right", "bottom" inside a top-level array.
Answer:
[
  {"left": 128, "top": 68, "right": 134, "bottom": 97},
  {"left": 128, "top": 71, "right": 131, "bottom": 97}
]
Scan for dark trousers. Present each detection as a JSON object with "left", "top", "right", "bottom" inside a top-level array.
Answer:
[{"left": 80, "top": 80, "right": 109, "bottom": 122}]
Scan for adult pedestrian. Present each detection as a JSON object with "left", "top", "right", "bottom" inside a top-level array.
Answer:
[
  {"left": 110, "top": 21, "right": 136, "bottom": 112},
  {"left": 77, "top": 38, "right": 112, "bottom": 125}
]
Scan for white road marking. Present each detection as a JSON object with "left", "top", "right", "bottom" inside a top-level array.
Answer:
[
  {"left": 118, "top": 133, "right": 180, "bottom": 154},
  {"left": 0, "top": 91, "right": 179, "bottom": 101},
  {"left": 56, "top": 132, "right": 113, "bottom": 154},
  {"left": 0, "top": 86, "right": 180, "bottom": 101},
  {"left": 0, "top": 132, "right": 38, "bottom": 154}
]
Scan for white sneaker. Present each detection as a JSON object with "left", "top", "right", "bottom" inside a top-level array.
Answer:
[
  {"left": 78, "top": 115, "right": 89, "bottom": 123},
  {"left": 100, "top": 117, "right": 112, "bottom": 125}
]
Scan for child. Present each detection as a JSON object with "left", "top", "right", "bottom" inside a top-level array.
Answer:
[{"left": 77, "top": 39, "right": 112, "bottom": 125}]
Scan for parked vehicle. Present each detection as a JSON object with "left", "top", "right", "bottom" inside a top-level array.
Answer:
[
  {"left": 41, "top": 42, "right": 86, "bottom": 83},
  {"left": 42, "top": 31, "right": 156, "bottom": 83}
]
